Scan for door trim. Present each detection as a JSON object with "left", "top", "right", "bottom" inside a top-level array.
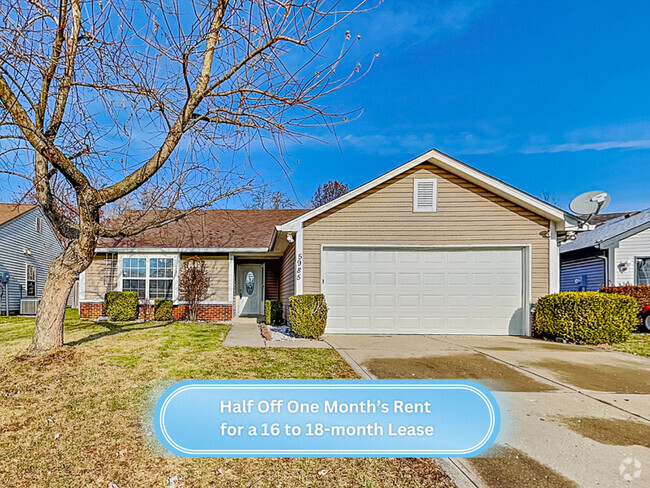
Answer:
[{"left": 320, "top": 244, "right": 532, "bottom": 336}]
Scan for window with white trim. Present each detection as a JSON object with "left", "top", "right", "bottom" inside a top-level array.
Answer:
[
  {"left": 413, "top": 178, "right": 437, "bottom": 212},
  {"left": 121, "top": 256, "right": 174, "bottom": 300},
  {"left": 35, "top": 217, "right": 42, "bottom": 233},
  {"left": 149, "top": 258, "right": 174, "bottom": 299},
  {"left": 636, "top": 257, "right": 650, "bottom": 285},
  {"left": 26, "top": 265, "right": 36, "bottom": 297}
]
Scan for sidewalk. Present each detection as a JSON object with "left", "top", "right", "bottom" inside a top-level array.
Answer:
[{"left": 223, "top": 318, "right": 330, "bottom": 348}]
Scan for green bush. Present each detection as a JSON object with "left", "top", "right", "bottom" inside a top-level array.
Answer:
[
  {"left": 289, "top": 294, "right": 328, "bottom": 339},
  {"left": 534, "top": 292, "right": 638, "bottom": 345},
  {"left": 154, "top": 299, "right": 173, "bottom": 321},
  {"left": 265, "top": 300, "right": 283, "bottom": 325},
  {"left": 105, "top": 291, "right": 139, "bottom": 321}
]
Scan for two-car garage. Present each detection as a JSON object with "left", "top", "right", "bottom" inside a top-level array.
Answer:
[{"left": 322, "top": 246, "right": 529, "bottom": 335}]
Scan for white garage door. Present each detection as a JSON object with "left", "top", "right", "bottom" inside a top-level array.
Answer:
[{"left": 322, "top": 247, "right": 527, "bottom": 335}]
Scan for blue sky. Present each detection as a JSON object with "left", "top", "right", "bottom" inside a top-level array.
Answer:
[
  {"left": 249, "top": 0, "right": 650, "bottom": 212},
  {"left": 4, "top": 1, "right": 648, "bottom": 213}
]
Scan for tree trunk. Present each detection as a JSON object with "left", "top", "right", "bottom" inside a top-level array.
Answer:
[{"left": 28, "top": 239, "right": 94, "bottom": 352}]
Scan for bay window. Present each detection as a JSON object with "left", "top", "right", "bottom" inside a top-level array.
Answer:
[{"left": 121, "top": 256, "right": 175, "bottom": 300}]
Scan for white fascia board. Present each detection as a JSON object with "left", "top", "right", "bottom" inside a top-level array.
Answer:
[
  {"left": 95, "top": 247, "right": 269, "bottom": 253},
  {"left": 276, "top": 148, "right": 569, "bottom": 231}
]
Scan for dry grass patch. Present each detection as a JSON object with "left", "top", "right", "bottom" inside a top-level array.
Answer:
[
  {"left": 530, "top": 359, "right": 650, "bottom": 394},
  {"left": 0, "top": 316, "right": 455, "bottom": 488},
  {"left": 559, "top": 417, "right": 650, "bottom": 448},
  {"left": 613, "top": 333, "right": 650, "bottom": 357},
  {"left": 364, "top": 354, "right": 556, "bottom": 392},
  {"left": 468, "top": 445, "right": 578, "bottom": 488}
]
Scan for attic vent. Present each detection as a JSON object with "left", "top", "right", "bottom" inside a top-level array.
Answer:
[{"left": 413, "top": 178, "right": 437, "bottom": 212}]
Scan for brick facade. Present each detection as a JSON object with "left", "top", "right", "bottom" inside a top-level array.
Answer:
[
  {"left": 79, "top": 302, "right": 232, "bottom": 322},
  {"left": 79, "top": 302, "right": 104, "bottom": 319}
]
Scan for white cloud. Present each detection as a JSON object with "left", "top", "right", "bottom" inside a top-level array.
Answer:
[
  {"left": 340, "top": 130, "right": 508, "bottom": 156},
  {"left": 521, "top": 139, "right": 650, "bottom": 154}
]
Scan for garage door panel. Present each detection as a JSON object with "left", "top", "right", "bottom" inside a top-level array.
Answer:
[
  {"left": 326, "top": 294, "right": 347, "bottom": 307},
  {"left": 322, "top": 247, "right": 525, "bottom": 335}
]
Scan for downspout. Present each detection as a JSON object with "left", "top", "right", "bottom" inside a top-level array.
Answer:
[{"left": 595, "top": 253, "right": 608, "bottom": 287}]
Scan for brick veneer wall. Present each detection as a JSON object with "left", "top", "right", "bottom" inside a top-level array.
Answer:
[
  {"left": 79, "top": 302, "right": 104, "bottom": 319},
  {"left": 79, "top": 302, "right": 232, "bottom": 322}
]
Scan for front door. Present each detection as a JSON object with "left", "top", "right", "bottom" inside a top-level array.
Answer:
[{"left": 238, "top": 264, "right": 263, "bottom": 315}]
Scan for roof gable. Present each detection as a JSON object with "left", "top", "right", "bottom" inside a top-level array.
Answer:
[
  {"left": 276, "top": 149, "right": 571, "bottom": 232},
  {"left": 0, "top": 203, "right": 36, "bottom": 227}
]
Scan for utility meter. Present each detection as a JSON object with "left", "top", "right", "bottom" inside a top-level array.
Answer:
[{"left": 0, "top": 272, "right": 10, "bottom": 283}]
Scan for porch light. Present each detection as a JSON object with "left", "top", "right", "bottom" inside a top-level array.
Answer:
[
  {"left": 286, "top": 232, "right": 294, "bottom": 243},
  {"left": 618, "top": 260, "right": 631, "bottom": 272}
]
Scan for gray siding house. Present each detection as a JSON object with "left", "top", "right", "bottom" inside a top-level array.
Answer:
[
  {"left": 559, "top": 208, "right": 650, "bottom": 291},
  {"left": 0, "top": 204, "right": 64, "bottom": 314}
]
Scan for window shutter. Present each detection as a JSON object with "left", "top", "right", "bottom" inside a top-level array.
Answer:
[{"left": 413, "top": 179, "right": 437, "bottom": 212}]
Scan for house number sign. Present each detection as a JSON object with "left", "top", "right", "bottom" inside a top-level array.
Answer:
[{"left": 296, "top": 253, "right": 303, "bottom": 282}]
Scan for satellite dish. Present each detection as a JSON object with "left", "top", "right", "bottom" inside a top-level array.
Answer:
[{"left": 569, "top": 190, "right": 610, "bottom": 217}]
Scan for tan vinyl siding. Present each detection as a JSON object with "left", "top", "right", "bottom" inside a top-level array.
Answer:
[
  {"left": 189, "top": 256, "right": 229, "bottom": 302},
  {"left": 84, "top": 254, "right": 107, "bottom": 300},
  {"left": 279, "top": 243, "right": 295, "bottom": 312},
  {"left": 302, "top": 163, "right": 550, "bottom": 300}
]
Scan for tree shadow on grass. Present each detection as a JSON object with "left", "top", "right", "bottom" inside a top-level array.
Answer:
[{"left": 66, "top": 321, "right": 173, "bottom": 346}]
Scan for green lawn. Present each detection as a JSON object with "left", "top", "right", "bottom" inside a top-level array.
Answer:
[
  {"left": 613, "top": 332, "right": 650, "bottom": 357},
  {"left": 0, "top": 312, "right": 453, "bottom": 488}
]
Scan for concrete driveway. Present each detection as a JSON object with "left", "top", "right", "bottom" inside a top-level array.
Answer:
[{"left": 325, "top": 334, "right": 650, "bottom": 488}]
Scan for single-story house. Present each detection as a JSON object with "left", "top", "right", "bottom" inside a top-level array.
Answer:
[
  {"left": 80, "top": 149, "right": 577, "bottom": 335},
  {"left": 0, "top": 203, "right": 64, "bottom": 315},
  {"left": 559, "top": 208, "right": 650, "bottom": 291}
]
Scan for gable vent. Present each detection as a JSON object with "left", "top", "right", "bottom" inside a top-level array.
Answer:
[{"left": 413, "top": 178, "right": 437, "bottom": 212}]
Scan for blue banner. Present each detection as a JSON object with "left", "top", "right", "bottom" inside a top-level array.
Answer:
[{"left": 154, "top": 380, "right": 500, "bottom": 457}]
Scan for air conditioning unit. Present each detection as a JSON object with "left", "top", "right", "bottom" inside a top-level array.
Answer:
[{"left": 20, "top": 298, "right": 40, "bottom": 316}]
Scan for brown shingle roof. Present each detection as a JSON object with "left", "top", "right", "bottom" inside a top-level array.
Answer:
[
  {"left": 0, "top": 203, "right": 36, "bottom": 227},
  {"left": 98, "top": 209, "right": 308, "bottom": 249}
]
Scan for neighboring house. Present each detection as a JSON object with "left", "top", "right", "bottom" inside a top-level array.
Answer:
[
  {"left": 0, "top": 204, "right": 64, "bottom": 315},
  {"left": 559, "top": 208, "right": 650, "bottom": 291},
  {"left": 80, "top": 149, "right": 576, "bottom": 336}
]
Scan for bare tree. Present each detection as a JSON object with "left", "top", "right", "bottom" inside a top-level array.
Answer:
[
  {"left": 179, "top": 257, "right": 210, "bottom": 321},
  {"left": 245, "top": 187, "right": 295, "bottom": 209},
  {"left": 310, "top": 180, "right": 349, "bottom": 207},
  {"left": 0, "top": 0, "right": 376, "bottom": 351},
  {"left": 540, "top": 190, "right": 560, "bottom": 207}
]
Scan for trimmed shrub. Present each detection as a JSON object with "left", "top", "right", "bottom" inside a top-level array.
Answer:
[
  {"left": 265, "top": 300, "right": 283, "bottom": 325},
  {"left": 600, "top": 284, "right": 650, "bottom": 310},
  {"left": 289, "top": 294, "right": 328, "bottom": 339},
  {"left": 105, "top": 291, "right": 139, "bottom": 321},
  {"left": 534, "top": 291, "right": 638, "bottom": 345},
  {"left": 154, "top": 299, "right": 173, "bottom": 321}
]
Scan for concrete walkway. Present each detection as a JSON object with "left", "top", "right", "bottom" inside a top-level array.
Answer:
[
  {"left": 223, "top": 317, "right": 330, "bottom": 348},
  {"left": 326, "top": 334, "right": 650, "bottom": 488}
]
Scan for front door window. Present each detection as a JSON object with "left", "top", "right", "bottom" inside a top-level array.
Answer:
[{"left": 245, "top": 271, "right": 255, "bottom": 295}]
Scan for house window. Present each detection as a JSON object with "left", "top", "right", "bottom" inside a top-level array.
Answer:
[
  {"left": 26, "top": 265, "right": 36, "bottom": 297},
  {"left": 35, "top": 217, "right": 41, "bottom": 233},
  {"left": 636, "top": 258, "right": 650, "bottom": 285},
  {"left": 149, "top": 258, "right": 174, "bottom": 300},
  {"left": 122, "top": 257, "right": 147, "bottom": 298},
  {"left": 121, "top": 256, "right": 174, "bottom": 300},
  {"left": 413, "top": 178, "right": 437, "bottom": 212},
  {"left": 104, "top": 253, "right": 118, "bottom": 292}
]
